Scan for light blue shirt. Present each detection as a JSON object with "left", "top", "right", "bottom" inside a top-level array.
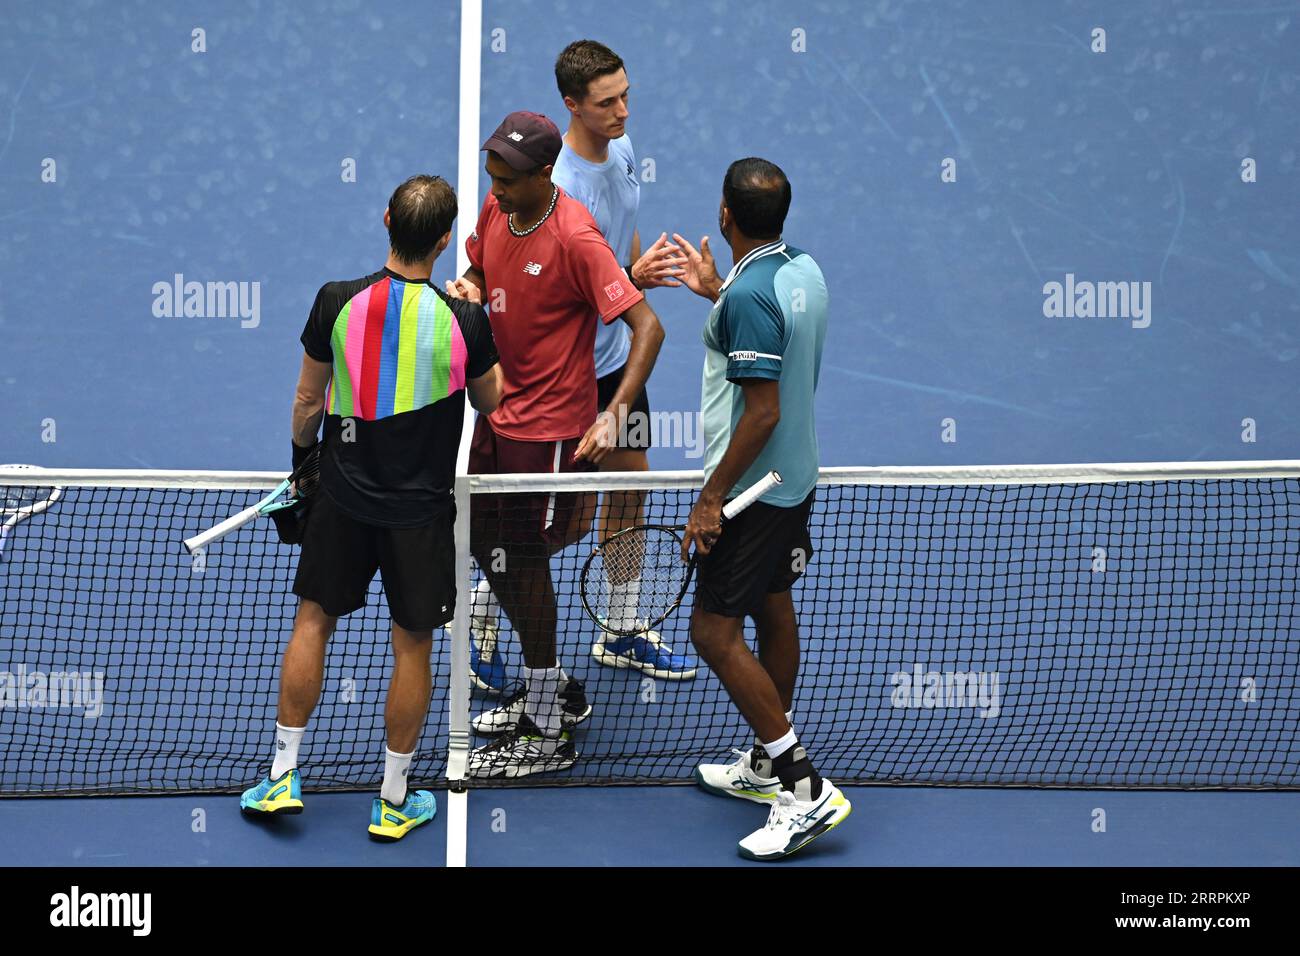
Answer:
[
  {"left": 700, "top": 240, "right": 828, "bottom": 506},
  {"left": 551, "top": 134, "right": 640, "bottom": 378}
]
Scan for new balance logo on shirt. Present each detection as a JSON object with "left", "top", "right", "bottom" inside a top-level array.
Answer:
[
  {"left": 523, "top": 261, "right": 543, "bottom": 276},
  {"left": 604, "top": 280, "right": 626, "bottom": 302}
]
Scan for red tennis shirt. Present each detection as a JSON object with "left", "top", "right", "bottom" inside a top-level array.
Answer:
[{"left": 465, "top": 187, "right": 643, "bottom": 441}]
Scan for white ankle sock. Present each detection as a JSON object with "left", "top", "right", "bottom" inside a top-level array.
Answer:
[
  {"left": 271, "top": 723, "right": 306, "bottom": 779},
  {"left": 381, "top": 747, "right": 414, "bottom": 806},
  {"left": 756, "top": 713, "right": 796, "bottom": 752},
  {"left": 761, "top": 726, "right": 798, "bottom": 761},
  {"left": 523, "top": 665, "right": 564, "bottom": 737}
]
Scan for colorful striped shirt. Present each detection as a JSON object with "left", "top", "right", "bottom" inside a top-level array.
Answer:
[
  {"left": 301, "top": 267, "right": 498, "bottom": 527},
  {"left": 324, "top": 274, "right": 470, "bottom": 420}
]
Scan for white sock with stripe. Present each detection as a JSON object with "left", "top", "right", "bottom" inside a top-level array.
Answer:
[
  {"left": 381, "top": 747, "right": 414, "bottom": 806},
  {"left": 271, "top": 723, "right": 305, "bottom": 779}
]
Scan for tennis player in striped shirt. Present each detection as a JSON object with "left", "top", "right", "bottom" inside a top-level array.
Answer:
[{"left": 238, "top": 176, "right": 501, "bottom": 840}]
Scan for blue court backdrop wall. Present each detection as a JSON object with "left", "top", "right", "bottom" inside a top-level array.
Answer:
[{"left": 1, "top": 0, "right": 1297, "bottom": 471}]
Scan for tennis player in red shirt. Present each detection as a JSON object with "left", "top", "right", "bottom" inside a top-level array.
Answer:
[{"left": 445, "top": 111, "right": 664, "bottom": 777}]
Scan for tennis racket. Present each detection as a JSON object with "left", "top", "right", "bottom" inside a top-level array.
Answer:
[
  {"left": 182, "top": 442, "right": 322, "bottom": 554},
  {"left": 580, "top": 470, "right": 782, "bottom": 637},
  {"left": 0, "top": 465, "right": 64, "bottom": 560}
]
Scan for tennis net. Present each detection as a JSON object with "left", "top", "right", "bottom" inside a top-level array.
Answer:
[{"left": 2, "top": 461, "right": 1298, "bottom": 796}]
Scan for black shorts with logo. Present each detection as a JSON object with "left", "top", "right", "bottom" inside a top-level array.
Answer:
[
  {"left": 596, "top": 364, "right": 652, "bottom": 451},
  {"left": 694, "top": 488, "right": 816, "bottom": 619},
  {"left": 292, "top": 489, "right": 456, "bottom": 631}
]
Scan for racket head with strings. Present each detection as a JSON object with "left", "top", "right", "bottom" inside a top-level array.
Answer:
[
  {"left": 578, "top": 470, "right": 784, "bottom": 636},
  {"left": 580, "top": 523, "right": 694, "bottom": 637},
  {"left": 0, "top": 464, "right": 65, "bottom": 559}
]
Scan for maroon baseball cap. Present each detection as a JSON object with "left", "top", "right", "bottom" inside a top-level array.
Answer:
[{"left": 482, "top": 111, "right": 563, "bottom": 170}]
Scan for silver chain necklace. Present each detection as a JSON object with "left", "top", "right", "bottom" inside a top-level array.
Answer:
[{"left": 508, "top": 186, "right": 559, "bottom": 238}]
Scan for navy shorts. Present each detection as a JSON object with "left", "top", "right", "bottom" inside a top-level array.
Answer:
[
  {"left": 694, "top": 488, "right": 816, "bottom": 619},
  {"left": 293, "top": 489, "right": 456, "bottom": 631},
  {"left": 596, "top": 364, "right": 652, "bottom": 452}
]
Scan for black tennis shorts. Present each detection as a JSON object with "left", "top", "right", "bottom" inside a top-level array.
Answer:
[
  {"left": 596, "top": 364, "right": 652, "bottom": 451},
  {"left": 292, "top": 489, "right": 456, "bottom": 632},
  {"left": 694, "top": 488, "right": 816, "bottom": 619}
]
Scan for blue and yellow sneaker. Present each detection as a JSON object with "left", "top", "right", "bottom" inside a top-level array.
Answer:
[
  {"left": 239, "top": 769, "right": 304, "bottom": 816},
  {"left": 368, "top": 790, "right": 437, "bottom": 842}
]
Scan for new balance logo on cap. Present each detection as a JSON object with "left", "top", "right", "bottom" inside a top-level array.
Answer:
[
  {"left": 603, "top": 280, "right": 626, "bottom": 302},
  {"left": 508, "top": 131, "right": 524, "bottom": 142},
  {"left": 524, "top": 261, "right": 543, "bottom": 276}
]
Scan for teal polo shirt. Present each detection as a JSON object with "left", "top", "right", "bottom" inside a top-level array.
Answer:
[{"left": 700, "top": 239, "right": 828, "bottom": 507}]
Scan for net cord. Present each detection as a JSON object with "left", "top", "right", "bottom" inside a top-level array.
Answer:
[{"left": 6, "top": 460, "right": 1300, "bottom": 492}]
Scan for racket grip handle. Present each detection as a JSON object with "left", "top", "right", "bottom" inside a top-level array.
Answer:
[
  {"left": 183, "top": 504, "right": 262, "bottom": 553},
  {"left": 723, "top": 470, "right": 782, "bottom": 519}
]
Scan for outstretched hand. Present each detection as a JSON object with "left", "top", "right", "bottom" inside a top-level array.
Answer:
[
  {"left": 671, "top": 233, "right": 723, "bottom": 302},
  {"left": 630, "top": 232, "right": 686, "bottom": 289}
]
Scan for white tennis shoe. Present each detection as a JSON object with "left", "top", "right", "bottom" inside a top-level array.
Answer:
[
  {"left": 694, "top": 748, "right": 782, "bottom": 804},
  {"left": 737, "top": 780, "right": 852, "bottom": 861}
]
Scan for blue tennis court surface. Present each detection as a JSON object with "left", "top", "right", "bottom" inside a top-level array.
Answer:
[
  {"left": 2, "top": 787, "right": 1298, "bottom": 867},
  {"left": 2, "top": 0, "right": 1298, "bottom": 866}
]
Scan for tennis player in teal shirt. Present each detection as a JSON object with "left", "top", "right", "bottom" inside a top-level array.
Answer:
[{"left": 675, "top": 158, "right": 851, "bottom": 861}]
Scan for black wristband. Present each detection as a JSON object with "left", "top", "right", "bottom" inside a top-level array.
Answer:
[
  {"left": 625, "top": 264, "right": 639, "bottom": 289},
  {"left": 292, "top": 441, "right": 312, "bottom": 472}
]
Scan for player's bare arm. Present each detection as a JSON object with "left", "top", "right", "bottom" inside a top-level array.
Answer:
[
  {"left": 682, "top": 378, "right": 779, "bottom": 560},
  {"left": 575, "top": 298, "right": 664, "bottom": 463},
  {"left": 291, "top": 354, "right": 332, "bottom": 449},
  {"left": 467, "top": 364, "right": 503, "bottom": 414}
]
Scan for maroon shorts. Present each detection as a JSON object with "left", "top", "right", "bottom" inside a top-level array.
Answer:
[{"left": 468, "top": 416, "right": 595, "bottom": 547}]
